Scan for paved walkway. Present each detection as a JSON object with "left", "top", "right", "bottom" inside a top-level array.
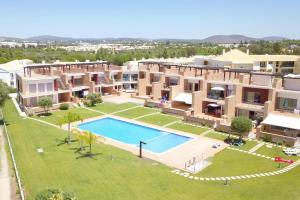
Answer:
[
  {"left": 163, "top": 120, "right": 182, "bottom": 127},
  {"left": 0, "top": 126, "right": 12, "bottom": 200},
  {"left": 111, "top": 105, "right": 142, "bottom": 114},
  {"left": 133, "top": 112, "right": 160, "bottom": 120},
  {"left": 249, "top": 142, "right": 265, "bottom": 153}
]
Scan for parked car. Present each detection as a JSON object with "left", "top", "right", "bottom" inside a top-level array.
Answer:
[{"left": 232, "top": 140, "right": 244, "bottom": 146}]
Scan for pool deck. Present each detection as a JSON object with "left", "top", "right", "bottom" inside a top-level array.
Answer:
[{"left": 65, "top": 115, "right": 228, "bottom": 171}]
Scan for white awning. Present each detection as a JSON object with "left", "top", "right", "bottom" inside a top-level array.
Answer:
[
  {"left": 173, "top": 93, "right": 192, "bottom": 104},
  {"left": 211, "top": 86, "right": 224, "bottom": 91},
  {"left": 207, "top": 103, "right": 220, "bottom": 108},
  {"left": 262, "top": 114, "right": 300, "bottom": 130}
]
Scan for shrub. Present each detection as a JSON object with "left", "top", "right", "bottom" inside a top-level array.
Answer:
[
  {"left": 35, "top": 189, "right": 76, "bottom": 200},
  {"left": 263, "top": 134, "right": 272, "bottom": 143},
  {"left": 85, "top": 93, "right": 102, "bottom": 107},
  {"left": 59, "top": 103, "right": 69, "bottom": 110}
]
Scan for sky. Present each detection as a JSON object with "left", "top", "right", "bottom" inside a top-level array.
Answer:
[{"left": 0, "top": 0, "right": 299, "bottom": 39}]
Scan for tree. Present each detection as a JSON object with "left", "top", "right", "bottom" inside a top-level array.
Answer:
[
  {"left": 83, "top": 131, "right": 98, "bottom": 156},
  {"left": 231, "top": 116, "right": 252, "bottom": 140},
  {"left": 84, "top": 93, "right": 102, "bottom": 107},
  {"left": 58, "top": 112, "right": 82, "bottom": 144},
  {"left": 0, "top": 80, "right": 9, "bottom": 107},
  {"left": 38, "top": 97, "right": 53, "bottom": 114},
  {"left": 71, "top": 128, "right": 85, "bottom": 152}
]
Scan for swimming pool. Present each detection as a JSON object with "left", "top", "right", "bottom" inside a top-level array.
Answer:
[{"left": 77, "top": 117, "right": 192, "bottom": 153}]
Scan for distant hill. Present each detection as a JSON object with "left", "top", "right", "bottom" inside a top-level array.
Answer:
[
  {"left": 201, "top": 34, "right": 287, "bottom": 43},
  {"left": 0, "top": 34, "right": 289, "bottom": 43}
]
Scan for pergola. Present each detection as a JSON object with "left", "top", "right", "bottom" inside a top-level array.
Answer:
[{"left": 23, "top": 61, "right": 109, "bottom": 77}]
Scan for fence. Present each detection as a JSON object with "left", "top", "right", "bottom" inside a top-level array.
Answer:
[{"left": 1, "top": 111, "right": 25, "bottom": 200}]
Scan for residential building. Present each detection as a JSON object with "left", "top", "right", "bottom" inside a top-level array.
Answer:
[{"left": 0, "top": 59, "right": 33, "bottom": 87}]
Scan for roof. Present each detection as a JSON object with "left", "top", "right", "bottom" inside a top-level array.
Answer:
[
  {"left": 173, "top": 93, "right": 192, "bottom": 104},
  {"left": 250, "top": 55, "right": 300, "bottom": 62},
  {"left": 214, "top": 49, "right": 254, "bottom": 63},
  {"left": 262, "top": 113, "right": 300, "bottom": 130},
  {"left": 0, "top": 59, "right": 33, "bottom": 72}
]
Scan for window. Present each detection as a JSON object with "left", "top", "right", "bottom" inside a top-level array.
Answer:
[
  {"left": 245, "top": 92, "right": 261, "bottom": 104},
  {"left": 38, "top": 83, "right": 45, "bottom": 93},
  {"left": 10, "top": 73, "right": 14, "bottom": 79},
  {"left": 29, "top": 84, "right": 36, "bottom": 93},
  {"left": 10, "top": 81, "right": 14, "bottom": 86},
  {"left": 278, "top": 98, "right": 297, "bottom": 110},
  {"left": 169, "top": 78, "right": 178, "bottom": 86},
  {"left": 47, "top": 83, "right": 53, "bottom": 92}
]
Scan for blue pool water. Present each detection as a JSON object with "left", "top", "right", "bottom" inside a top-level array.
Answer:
[{"left": 77, "top": 117, "right": 192, "bottom": 153}]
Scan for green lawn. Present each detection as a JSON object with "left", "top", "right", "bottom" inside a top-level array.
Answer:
[
  {"left": 205, "top": 131, "right": 228, "bottom": 141},
  {"left": 115, "top": 107, "right": 159, "bottom": 119},
  {"left": 256, "top": 145, "right": 300, "bottom": 161},
  {"left": 137, "top": 113, "right": 181, "bottom": 126},
  {"left": 231, "top": 140, "right": 259, "bottom": 151},
  {"left": 4, "top": 99, "right": 300, "bottom": 200},
  {"left": 166, "top": 122, "right": 209, "bottom": 135},
  {"left": 90, "top": 102, "right": 138, "bottom": 113},
  {"left": 32, "top": 107, "right": 101, "bottom": 125},
  {"left": 198, "top": 149, "right": 280, "bottom": 177}
]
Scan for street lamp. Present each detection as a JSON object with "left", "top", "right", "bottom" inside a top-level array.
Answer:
[{"left": 139, "top": 141, "right": 147, "bottom": 158}]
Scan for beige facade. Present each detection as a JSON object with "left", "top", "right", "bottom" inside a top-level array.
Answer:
[
  {"left": 16, "top": 61, "right": 139, "bottom": 110},
  {"left": 138, "top": 61, "right": 300, "bottom": 146},
  {"left": 16, "top": 58, "right": 300, "bottom": 146}
]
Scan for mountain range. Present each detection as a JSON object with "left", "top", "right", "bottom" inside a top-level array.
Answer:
[{"left": 0, "top": 34, "right": 288, "bottom": 44}]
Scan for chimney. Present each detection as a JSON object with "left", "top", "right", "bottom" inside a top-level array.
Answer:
[
  {"left": 246, "top": 49, "right": 249, "bottom": 55},
  {"left": 222, "top": 49, "right": 226, "bottom": 55}
]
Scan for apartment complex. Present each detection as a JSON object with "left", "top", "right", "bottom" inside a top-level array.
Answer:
[
  {"left": 15, "top": 50, "right": 300, "bottom": 146},
  {"left": 16, "top": 61, "right": 139, "bottom": 109},
  {"left": 137, "top": 61, "right": 300, "bottom": 146},
  {"left": 203, "top": 49, "right": 300, "bottom": 74}
]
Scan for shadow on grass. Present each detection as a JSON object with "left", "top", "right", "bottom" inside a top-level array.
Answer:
[
  {"left": 37, "top": 113, "right": 53, "bottom": 117},
  {"left": 55, "top": 138, "right": 78, "bottom": 146},
  {"left": 76, "top": 152, "right": 102, "bottom": 160}
]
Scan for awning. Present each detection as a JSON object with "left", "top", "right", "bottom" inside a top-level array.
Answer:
[
  {"left": 173, "top": 93, "right": 192, "bottom": 104},
  {"left": 211, "top": 86, "right": 224, "bottom": 91},
  {"left": 262, "top": 114, "right": 300, "bottom": 130},
  {"left": 207, "top": 103, "right": 220, "bottom": 108}
]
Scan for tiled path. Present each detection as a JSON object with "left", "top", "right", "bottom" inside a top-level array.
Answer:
[
  {"left": 249, "top": 142, "right": 265, "bottom": 153},
  {"left": 171, "top": 149, "right": 300, "bottom": 182}
]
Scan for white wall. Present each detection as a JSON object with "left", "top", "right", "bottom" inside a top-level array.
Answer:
[
  {"left": 284, "top": 79, "right": 300, "bottom": 91},
  {"left": 277, "top": 91, "right": 300, "bottom": 109},
  {"left": 0, "top": 70, "right": 12, "bottom": 86}
]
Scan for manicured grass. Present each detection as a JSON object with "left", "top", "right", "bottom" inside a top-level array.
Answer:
[
  {"left": 32, "top": 107, "right": 100, "bottom": 125},
  {"left": 115, "top": 107, "right": 159, "bottom": 119},
  {"left": 256, "top": 145, "right": 300, "bottom": 161},
  {"left": 137, "top": 113, "right": 181, "bottom": 126},
  {"left": 4, "top": 100, "right": 300, "bottom": 200},
  {"left": 205, "top": 131, "right": 228, "bottom": 141},
  {"left": 166, "top": 122, "right": 209, "bottom": 135},
  {"left": 90, "top": 102, "right": 138, "bottom": 113},
  {"left": 231, "top": 140, "right": 259, "bottom": 151},
  {"left": 198, "top": 149, "right": 280, "bottom": 177}
]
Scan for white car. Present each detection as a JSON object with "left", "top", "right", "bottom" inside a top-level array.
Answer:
[{"left": 283, "top": 148, "right": 300, "bottom": 156}]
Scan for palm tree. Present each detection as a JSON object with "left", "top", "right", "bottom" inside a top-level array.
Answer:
[
  {"left": 71, "top": 128, "right": 85, "bottom": 152},
  {"left": 58, "top": 112, "right": 82, "bottom": 144},
  {"left": 83, "top": 131, "right": 98, "bottom": 156}
]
